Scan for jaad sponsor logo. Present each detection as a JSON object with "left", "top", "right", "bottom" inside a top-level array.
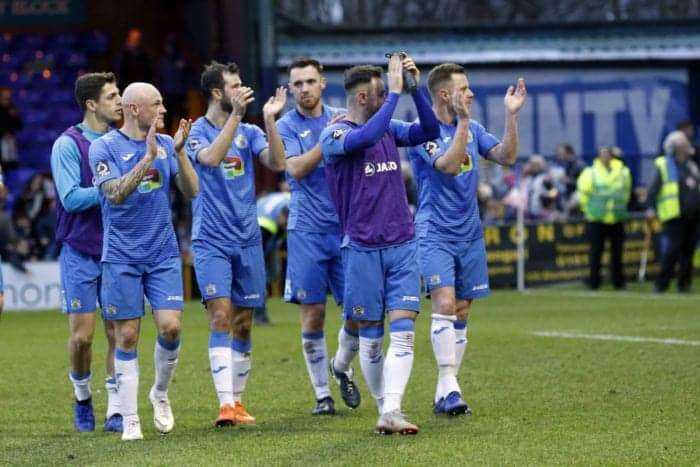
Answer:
[{"left": 364, "top": 161, "right": 398, "bottom": 177}]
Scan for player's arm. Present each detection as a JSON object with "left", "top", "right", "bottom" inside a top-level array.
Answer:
[
  {"left": 50, "top": 136, "right": 100, "bottom": 212},
  {"left": 259, "top": 86, "right": 287, "bottom": 172},
  {"left": 285, "top": 113, "right": 345, "bottom": 180},
  {"left": 400, "top": 55, "right": 440, "bottom": 145},
  {"left": 98, "top": 119, "right": 159, "bottom": 205},
  {"left": 486, "top": 78, "right": 527, "bottom": 166},
  {"left": 172, "top": 118, "right": 199, "bottom": 199},
  {"left": 197, "top": 87, "right": 254, "bottom": 168}
]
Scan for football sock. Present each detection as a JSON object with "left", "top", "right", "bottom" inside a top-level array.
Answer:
[
  {"left": 383, "top": 319, "right": 415, "bottom": 414},
  {"left": 359, "top": 324, "right": 385, "bottom": 412},
  {"left": 69, "top": 371, "right": 92, "bottom": 402},
  {"left": 208, "top": 331, "right": 234, "bottom": 407},
  {"left": 454, "top": 320, "right": 468, "bottom": 375},
  {"left": 301, "top": 331, "right": 331, "bottom": 400},
  {"left": 333, "top": 324, "right": 359, "bottom": 374},
  {"left": 153, "top": 336, "right": 180, "bottom": 399},
  {"left": 231, "top": 338, "right": 251, "bottom": 403},
  {"left": 115, "top": 349, "right": 138, "bottom": 418},
  {"left": 431, "top": 313, "right": 459, "bottom": 401},
  {"left": 105, "top": 376, "right": 120, "bottom": 418}
]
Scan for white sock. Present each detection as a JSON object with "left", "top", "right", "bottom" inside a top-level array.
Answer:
[
  {"left": 358, "top": 325, "right": 385, "bottom": 412},
  {"left": 231, "top": 338, "right": 251, "bottom": 403},
  {"left": 382, "top": 319, "right": 415, "bottom": 414},
  {"left": 153, "top": 336, "right": 180, "bottom": 398},
  {"left": 115, "top": 349, "right": 139, "bottom": 418},
  {"left": 302, "top": 331, "right": 331, "bottom": 400},
  {"left": 69, "top": 371, "right": 92, "bottom": 402},
  {"left": 209, "top": 331, "right": 234, "bottom": 407},
  {"left": 431, "top": 313, "right": 460, "bottom": 401},
  {"left": 105, "top": 376, "right": 120, "bottom": 417},
  {"left": 455, "top": 320, "right": 468, "bottom": 375},
  {"left": 333, "top": 325, "right": 359, "bottom": 374}
]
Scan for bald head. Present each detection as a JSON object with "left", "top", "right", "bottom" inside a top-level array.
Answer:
[{"left": 121, "top": 82, "right": 166, "bottom": 132}]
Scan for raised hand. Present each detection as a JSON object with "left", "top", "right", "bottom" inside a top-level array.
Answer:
[
  {"left": 387, "top": 53, "right": 403, "bottom": 94},
  {"left": 146, "top": 117, "right": 159, "bottom": 160},
  {"left": 452, "top": 87, "right": 470, "bottom": 120},
  {"left": 263, "top": 86, "right": 288, "bottom": 118},
  {"left": 173, "top": 118, "right": 192, "bottom": 153},
  {"left": 504, "top": 78, "right": 527, "bottom": 115},
  {"left": 401, "top": 54, "right": 420, "bottom": 87},
  {"left": 328, "top": 112, "right": 347, "bottom": 126},
  {"left": 231, "top": 86, "right": 255, "bottom": 118}
]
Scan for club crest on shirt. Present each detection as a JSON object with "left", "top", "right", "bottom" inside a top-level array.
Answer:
[
  {"left": 352, "top": 305, "right": 364, "bottom": 316},
  {"left": 424, "top": 140, "right": 439, "bottom": 157},
  {"left": 157, "top": 146, "right": 167, "bottom": 159},
  {"left": 234, "top": 134, "right": 248, "bottom": 149},
  {"left": 332, "top": 128, "right": 345, "bottom": 140},
  {"left": 188, "top": 138, "right": 199, "bottom": 151},
  {"left": 95, "top": 161, "right": 110, "bottom": 178},
  {"left": 459, "top": 153, "right": 473, "bottom": 174},
  {"left": 222, "top": 155, "right": 245, "bottom": 179},
  {"left": 137, "top": 168, "right": 163, "bottom": 193}
]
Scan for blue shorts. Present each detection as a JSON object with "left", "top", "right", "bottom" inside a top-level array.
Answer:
[
  {"left": 193, "top": 240, "right": 266, "bottom": 308},
  {"left": 285, "top": 230, "right": 344, "bottom": 305},
  {"left": 342, "top": 241, "right": 421, "bottom": 322},
  {"left": 418, "top": 236, "right": 490, "bottom": 300},
  {"left": 59, "top": 244, "right": 101, "bottom": 314},
  {"left": 101, "top": 256, "right": 184, "bottom": 320}
]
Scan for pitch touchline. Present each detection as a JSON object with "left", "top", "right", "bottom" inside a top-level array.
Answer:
[{"left": 532, "top": 331, "right": 700, "bottom": 347}]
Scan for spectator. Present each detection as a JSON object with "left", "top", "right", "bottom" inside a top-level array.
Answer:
[
  {"left": 550, "top": 143, "right": 584, "bottom": 203},
  {"left": 524, "top": 154, "right": 562, "bottom": 221},
  {"left": 577, "top": 146, "right": 632, "bottom": 290},
  {"left": 12, "top": 174, "right": 57, "bottom": 260},
  {"left": 647, "top": 130, "right": 700, "bottom": 293},
  {"left": 0, "top": 87, "right": 22, "bottom": 168},
  {"left": 115, "top": 28, "right": 153, "bottom": 91},
  {"left": 676, "top": 120, "right": 700, "bottom": 166}
]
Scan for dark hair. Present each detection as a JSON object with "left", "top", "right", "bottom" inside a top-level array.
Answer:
[
  {"left": 343, "top": 65, "right": 382, "bottom": 91},
  {"left": 74, "top": 72, "right": 116, "bottom": 111},
  {"left": 558, "top": 143, "right": 575, "bottom": 155},
  {"left": 287, "top": 57, "right": 323, "bottom": 74},
  {"left": 427, "top": 63, "right": 465, "bottom": 98},
  {"left": 676, "top": 119, "right": 693, "bottom": 131},
  {"left": 200, "top": 60, "right": 240, "bottom": 99}
]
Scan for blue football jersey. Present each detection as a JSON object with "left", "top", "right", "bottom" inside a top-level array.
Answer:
[
  {"left": 277, "top": 105, "right": 343, "bottom": 234},
  {"left": 89, "top": 129, "right": 180, "bottom": 263},
  {"left": 408, "top": 119, "right": 500, "bottom": 241},
  {"left": 186, "top": 117, "right": 268, "bottom": 246}
]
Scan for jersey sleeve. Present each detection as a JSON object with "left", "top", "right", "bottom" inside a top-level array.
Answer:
[
  {"left": 51, "top": 135, "right": 99, "bottom": 212},
  {"left": 320, "top": 123, "right": 350, "bottom": 162},
  {"left": 473, "top": 121, "right": 500, "bottom": 157},
  {"left": 277, "top": 119, "right": 302, "bottom": 159},
  {"left": 249, "top": 125, "right": 269, "bottom": 157},
  {"left": 89, "top": 137, "right": 121, "bottom": 188},
  {"left": 389, "top": 119, "right": 415, "bottom": 147},
  {"left": 409, "top": 137, "right": 446, "bottom": 167},
  {"left": 185, "top": 122, "right": 211, "bottom": 164}
]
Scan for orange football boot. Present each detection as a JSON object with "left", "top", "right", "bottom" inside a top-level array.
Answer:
[
  {"left": 232, "top": 401, "right": 256, "bottom": 425},
  {"left": 214, "top": 404, "right": 236, "bottom": 427}
]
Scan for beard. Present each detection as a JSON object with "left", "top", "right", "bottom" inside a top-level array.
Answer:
[
  {"left": 298, "top": 94, "right": 320, "bottom": 111},
  {"left": 220, "top": 99, "right": 233, "bottom": 114}
]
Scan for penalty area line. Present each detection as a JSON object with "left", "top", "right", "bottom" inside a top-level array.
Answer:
[{"left": 532, "top": 331, "right": 700, "bottom": 347}]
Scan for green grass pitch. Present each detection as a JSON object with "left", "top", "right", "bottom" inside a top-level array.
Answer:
[{"left": 0, "top": 286, "right": 698, "bottom": 466}]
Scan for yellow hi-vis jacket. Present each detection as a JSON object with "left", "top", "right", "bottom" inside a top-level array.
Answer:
[
  {"left": 577, "top": 158, "right": 631, "bottom": 224},
  {"left": 653, "top": 156, "right": 681, "bottom": 222}
]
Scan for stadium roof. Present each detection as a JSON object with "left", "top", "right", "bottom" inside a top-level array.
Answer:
[{"left": 277, "top": 23, "right": 700, "bottom": 67}]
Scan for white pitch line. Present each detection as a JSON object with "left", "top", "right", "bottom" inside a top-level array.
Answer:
[{"left": 533, "top": 331, "right": 700, "bottom": 347}]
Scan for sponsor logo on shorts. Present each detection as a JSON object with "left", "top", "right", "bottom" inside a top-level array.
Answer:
[
  {"left": 472, "top": 283, "right": 489, "bottom": 291},
  {"left": 244, "top": 293, "right": 260, "bottom": 300},
  {"left": 297, "top": 289, "right": 306, "bottom": 300},
  {"left": 70, "top": 298, "right": 81, "bottom": 310},
  {"left": 167, "top": 295, "right": 183, "bottom": 301},
  {"left": 352, "top": 305, "right": 364, "bottom": 316},
  {"left": 206, "top": 283, "right": 217, "bottom": 296},
  {"left": 401, "top": 295, "right": 420, "bottom": 302},
  {"left": 106, "top": 304, "right": 117, "bottom": 315},
  {"left": 429, "top": 274, "right": 441, "bottom": 285}
]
